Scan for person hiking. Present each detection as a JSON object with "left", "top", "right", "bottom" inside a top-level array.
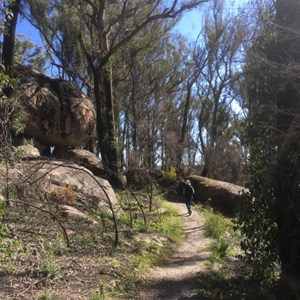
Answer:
[{"left": 183, "top": 180, "right": 194, "bottom": 215}]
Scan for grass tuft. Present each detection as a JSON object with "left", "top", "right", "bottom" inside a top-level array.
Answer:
[{"left": 203, "top": 209, "right": 228, "bottom": 239}]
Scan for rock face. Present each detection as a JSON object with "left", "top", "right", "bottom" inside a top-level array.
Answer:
[
  {"left": 53, "top": 147, "right": 106, "bottom": 177},
  {"left": 1, "top": 158, "right": 118, "bottom": 214},
  {"left": 189, "top": 175, "right": 246, "bottom": 216},
  {"left": 59, "top": 205, "right": 97, "bottom": 224},
  {"left": 53, "top": 147, "right": 126, "bottom": 188},
  {"left": 12, "top": 65, "right": 96, "bottom": 146}
]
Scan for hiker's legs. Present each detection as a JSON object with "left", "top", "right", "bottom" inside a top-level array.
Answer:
[{"left": 186, "top": 198, "right": 192, "bottom": 215}]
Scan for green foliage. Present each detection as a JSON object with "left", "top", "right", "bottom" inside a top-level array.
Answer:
[
  {"left": 204, "top": 209, "right": 229, "bottom": 239},
  {"left": 15, "top": 35, "right": 47, "bottom": 71},
  {"left": 207, "top": 236, "right": 230, "bottom": 272},
  {"left": 161, "top": 166, "right": 177, "bottom": 181},
  {"left": 11, "top": 110, "right": 25, "bottom": 135},
  {"left": 39, "top": 235, "right": 67, "bottom": 279},
  {"left": 41, "top": 258, "right": 61, "bottom": 279},
  {"left": 0, "top": 203, "right": 19, "bottom": 263},
  {"left": 0, "top": 72, "right": 15, "bottom": 91},
  {"left": 45, "top": 235, "right": 68, "bottom": 256},
  {"left": 237, "top": 115, "right": 279, "bottom": 283},
  {"left": 237, "top": 11, "right": 280, "bottom": 284},
  {"left": 0, "top": 68, "right": 20, "bottom": 162},
  {"left": 160, "top": 167, "right": 177, "bottom": 187},
  {"left": 109, "top": 200, "right": 183, "bottom": 297},
  {"left": 202, "top": 207, "right": 234, "bottom": 273},
  {"left": 23, "top": 137, "right": 35, "bottom": 145},
  {"left": 89, "top": 291, "right": 105, "bottom": 300},
  {"left": 132, "top": 248, "right": 156, "bottom": 272},
  {"left": 239, "top": 188, "right": 279, "bottom": 283},
  {"left": 133, "top": 202, "right": 182, "bottom": 244}
]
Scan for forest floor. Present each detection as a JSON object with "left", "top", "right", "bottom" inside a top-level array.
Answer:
[{"left": 0, "top": 194, "right": 260, "bottom": 300}]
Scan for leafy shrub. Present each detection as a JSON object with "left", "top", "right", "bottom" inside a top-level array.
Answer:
[
  {"left": 160, "top": 166, "right": 177, "bottom": 187},
  {"left": 46, "top": 185, "right": 77, "bottom": 205},
  {"left": 11, "top": 110, "right": 25, "bottom": 135}
]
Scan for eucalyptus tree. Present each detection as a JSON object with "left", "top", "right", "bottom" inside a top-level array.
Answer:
[
  {"left": 14, "top": 35, "right": 46, "bottom": 71},
  {"left": 24, "top": 0, "right": 208, "bottom": 173},
  {"left": 192, "top": 0, "right": 247, "bottom": 180},
  {"left": 115, "top": 25, "right": 189, "bottom": 171}
]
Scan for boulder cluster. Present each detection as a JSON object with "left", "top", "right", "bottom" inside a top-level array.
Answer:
[{"left": 0, "top": 65, "right": 116, "bottom": 223}]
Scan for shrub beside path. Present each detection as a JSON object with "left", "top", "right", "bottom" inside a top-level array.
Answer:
[{"left": 135, "top": 201, "right": 212, "bottom": 300}]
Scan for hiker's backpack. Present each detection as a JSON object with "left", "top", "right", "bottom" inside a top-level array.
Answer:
[{"left": 185, "top": 184, "right": 194, "bottom": 197}]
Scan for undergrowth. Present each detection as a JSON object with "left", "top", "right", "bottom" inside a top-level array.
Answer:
[
  {"left": 194, "top": 206, "right": 273, "bottom": 299},
  {"left": 103, "top": 199, "right": 183, "bottom": 299},
  {"left": 0, "top": 187, "right": 183, "bottom": 300},
  {"left": 201, "top": 206, "right": 241, "bottom": 275}
]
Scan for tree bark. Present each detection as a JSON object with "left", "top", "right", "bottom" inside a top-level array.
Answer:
[
  {"left": 93, "top": 66, "right": 118, "bottom": 173},
  {"left": 2, "top": 0, "right": 21, "bottom": 75},
  {"left": 92, "top": 70, "right": 106, "bottom": 161},
  {"left": 102, "top": 65, "right": 119, "bottom": 173},
  {"left": 177, "top": 80, "right": 192, "bottom": 173}
]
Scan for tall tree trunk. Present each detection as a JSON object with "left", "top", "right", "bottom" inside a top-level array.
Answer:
[
  {"left": 120, "top": 109, "right": 128, "bottom": 170},
  {"left": 132, "top": 95, "right": 137, "bottom": 152},
  {"left": 177, "top": 81, "right": 192, "bottom": 173},
  {"left": 2, "top": 0, "right": 20, "bottom": 75},
  {"left": 93, "top": 70, "right": 106, "bottom": 162},
  {"left": 102, "top": 65, "right": 119, "bottom": 173},
  {"left": 93, "top": 66, "right": 119, "bottom": 173}
]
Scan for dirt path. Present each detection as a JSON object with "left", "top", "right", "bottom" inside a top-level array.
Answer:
[{"left": 135, "top": 201, "right": 212, "bottom": 300}]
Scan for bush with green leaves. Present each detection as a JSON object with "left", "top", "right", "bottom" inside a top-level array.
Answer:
[
  {"left": 237, "top": 100, "right": 279, "bottom": 284},
  {"left": 160, "top": 166, "right": 177, "bottom": 187},
  {"left": 237, "top": 37, "right": 280, "bottom": 284}
]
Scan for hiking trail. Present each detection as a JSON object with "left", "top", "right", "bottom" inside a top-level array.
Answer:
[{"left": 135, "top": 201, "right": 212, "bottom": 300}]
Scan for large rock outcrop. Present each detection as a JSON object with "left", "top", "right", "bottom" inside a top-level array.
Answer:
[
  {"left": 189, "top": 175, "right": 247, "bottom": 216},
  {"left": 53, "top": 147, "right": 126, "bottom": 188},
  {"left": 0, "top": 158, "right": 118, "bottom": 216},
  {"left": 12, "top": 65, "right": 96, "bottom": 146},
  {"left": 53, "top": 147, "right": 106, "bottom": 177}
]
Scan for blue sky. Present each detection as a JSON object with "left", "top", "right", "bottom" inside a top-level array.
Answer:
[
  {"left": 174, "top": 7, "right": 204, "bottom": 40},
  {"left": 173, "top": 0, "right": 248, "bottom": 40},
  {"left": 16, "top": 18, "right": 42, "bottom": 46}
]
